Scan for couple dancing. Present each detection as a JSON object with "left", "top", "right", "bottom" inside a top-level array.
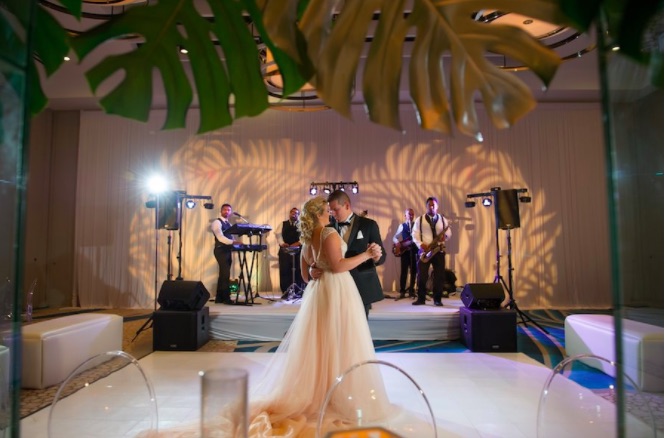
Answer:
[{"left": 247, "top": 192, "right": 390, "bottom": 436}]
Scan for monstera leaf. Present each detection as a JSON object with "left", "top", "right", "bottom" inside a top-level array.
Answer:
[
  {"left": 70, "top": 0, "right": 309, "bottom": 133},
  {"left": 64, "top": 0, "right": 570, "bottom": 137},
  {"left": 559, "top": 0, "right": 663, "bottom": 88},
  {"left": 282, "top": 0, "right": 569, "bottom": 138}
]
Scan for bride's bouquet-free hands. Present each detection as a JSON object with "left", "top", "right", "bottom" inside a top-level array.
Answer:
[{"left": 366, "top": 243, "right": 382, "bottom": 262}]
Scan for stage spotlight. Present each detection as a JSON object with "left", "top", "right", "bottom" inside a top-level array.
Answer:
[
  {"left": 482, "top": 197, "right": 493, "bottom": 207},
  {"left": 323, "top": 185, "right": 332, "bottom": 194},
  {"left": 351, "top": 183, "right": 359, "bottom": 194},
  {"left": 339, "top": 185, "right": 345, "bottom": 192},
  {"left": 464, "top": 201, "right": 476, "bottom": 208},
  {"left": 203, "top": 202, "right": 214, "bottom": 210},
  {"left": 185, "top": 200, "right": 196, "bottom": 209},
  {"left": 519, "top": 195, "right": 532, "bottom": 203},
  {"left": 146, "top": 175, "right": 168, "bottom": 194},
  {"left": 309, "top": 185, "right": 318, "bottom": 195}
]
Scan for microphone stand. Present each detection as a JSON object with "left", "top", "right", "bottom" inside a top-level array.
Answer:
[{"left": 234, "top": 213, "right": 249, "bottom": 223}]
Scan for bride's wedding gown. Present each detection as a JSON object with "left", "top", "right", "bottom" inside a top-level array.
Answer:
[
  {"left": 146, "top": 227, "right": 391, "bottom": 437},
  {"left": 248, "top": 227, "right": 390, "bottom": 437}
]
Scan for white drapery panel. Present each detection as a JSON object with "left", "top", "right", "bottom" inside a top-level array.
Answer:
[{"left": 74, "top": 103, "right": 609, "bottom": 309}]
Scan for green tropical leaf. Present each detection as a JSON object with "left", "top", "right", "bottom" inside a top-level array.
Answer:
[
  {"left": 558, "top": 0, "right": 663, "bottom": 88},
  {"left": 34, "top": 6, "right": 70, "bottom": 77},
  {"left": 70, "top": 0, "right": 301, "bottom": 133}
]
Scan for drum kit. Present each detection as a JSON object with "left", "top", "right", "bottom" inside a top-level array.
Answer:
[{"left": 283, "top": 246, "right": 304, "bottom": 301}]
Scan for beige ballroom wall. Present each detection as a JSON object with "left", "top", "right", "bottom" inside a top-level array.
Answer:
[{"left": 28, "top": 102, "right": 612, "bottom": 310}]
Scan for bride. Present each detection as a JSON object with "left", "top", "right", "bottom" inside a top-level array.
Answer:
[{"left": 246, "top": 196, "right": 389, "bottom": 437}]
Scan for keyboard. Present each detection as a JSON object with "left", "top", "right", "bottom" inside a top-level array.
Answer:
[
  {"left": 232, "top": 244, "right": 268, "bottom": 252},
  {"left": 227, "top": 223, "right": 272, "bottom": 236}
]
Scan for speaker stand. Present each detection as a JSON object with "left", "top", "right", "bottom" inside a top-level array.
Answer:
[
  {"left": 132, "top": 313, "right": 154, "bottom": 342},
  {"left": 495, "top": 228, "right": 549, "bottom": 335}
]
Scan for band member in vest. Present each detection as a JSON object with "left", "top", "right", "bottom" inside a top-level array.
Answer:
[
  {"left": 412, "top": 197, "right": 452, "bottom": 306},
  {"left": 211, "top": 203, "right": 241, "bottom": 304},
  {"left": 392, "top": 208, "right": 418, "bottom": 300},
  {"left": 276, "top": 207, "right": 304, "bottom": 298}
]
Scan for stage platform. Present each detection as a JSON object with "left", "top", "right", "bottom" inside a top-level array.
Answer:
[{"left": 207, "top": 292, "right": 464, "bottom": 341}]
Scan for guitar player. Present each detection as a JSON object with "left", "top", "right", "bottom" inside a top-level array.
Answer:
[
  {"left": 392, "top": 208, "right": 418, "bottom": 300},
  {"left": 412, "top": 197, "right": 452, "bottom": 307}
]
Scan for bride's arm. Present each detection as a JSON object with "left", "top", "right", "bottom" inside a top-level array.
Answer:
[
  {"left": 300, "top": 243, "right": 311, "bottom": 283},
  {"left": 323, "top": 231, "right": 379, "bottom": 273}
]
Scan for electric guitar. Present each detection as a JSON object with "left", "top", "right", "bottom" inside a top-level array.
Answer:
[{"left": 392, "top": 239, "right": 413, "bottom": 257}]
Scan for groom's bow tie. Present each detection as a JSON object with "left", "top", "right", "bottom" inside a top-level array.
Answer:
[{"left": 337, "top": 221, "right": 351, "bottom": 227}]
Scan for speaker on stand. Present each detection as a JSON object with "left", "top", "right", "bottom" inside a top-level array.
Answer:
[{"left": 494, "top": 189, "right": 521, "bottom": 230}]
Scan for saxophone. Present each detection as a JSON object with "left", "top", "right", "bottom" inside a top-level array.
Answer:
[{"left": 419, "top": 223, "right": 450, "bottom": 263}]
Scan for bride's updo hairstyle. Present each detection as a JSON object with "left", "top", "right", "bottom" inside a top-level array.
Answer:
[{"left": 299, "top": 196, "right": 327, "bottom": 244}]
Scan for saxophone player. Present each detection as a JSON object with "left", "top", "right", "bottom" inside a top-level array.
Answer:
[{"left": 412, "top": 197, "right": 452, "bottom": 306}]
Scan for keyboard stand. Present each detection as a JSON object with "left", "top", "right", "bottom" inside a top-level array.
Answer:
[
  {"left": 234, "top": 249, "right": 255, "bottom": 305},
  {"left": 227, "top": 222, "right": 273, "bottom": 305}
]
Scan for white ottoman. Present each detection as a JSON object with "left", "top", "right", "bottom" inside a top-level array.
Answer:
[
  {"left": 565, "top": 314, "right": 664, "bottom": 392},
  {"left": 22, "top": 313, "right": 123, "bottom": 389}
]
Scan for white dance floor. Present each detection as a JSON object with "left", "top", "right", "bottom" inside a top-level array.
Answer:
[
  {"left": 209, "top": 294, "right": 464, "bottom": 341},
  {"left": 22, "top": 350, "right": 655, "bottom": 437}
]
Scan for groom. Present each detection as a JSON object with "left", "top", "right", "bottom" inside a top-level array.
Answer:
[{"left": 327, "top": 190, "right": 386, "bottom": 317}]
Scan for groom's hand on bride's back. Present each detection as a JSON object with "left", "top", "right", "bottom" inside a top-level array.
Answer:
[{"left": 309, "top": 265, "right": 323, "bottom": 280}]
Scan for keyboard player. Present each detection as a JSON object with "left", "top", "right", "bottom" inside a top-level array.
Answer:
[{"left": 211, "top": 203, "right": 242, "bottom": 304}]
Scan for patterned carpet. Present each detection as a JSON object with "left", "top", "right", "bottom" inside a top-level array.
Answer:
[
  {"left": 232, "top": 309, "right": 581, "bottom": 369},
  {"left": 18, "top": 307, "right": 663, "bottom": 432}
]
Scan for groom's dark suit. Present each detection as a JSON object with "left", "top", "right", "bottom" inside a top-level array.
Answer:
[{"left": 333, "top": 215, "right": 386, "bottom": 312}]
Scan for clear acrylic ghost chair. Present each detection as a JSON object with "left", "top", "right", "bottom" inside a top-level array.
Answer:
[
  {"left": 48, "top": 350, "right": 158, "bottom": 437},
  {"left": 316, "top": 360, "right": 437, "bottom": 438},
  {"left": 537, "top": 354, "right": 658, "bottom": 438}
]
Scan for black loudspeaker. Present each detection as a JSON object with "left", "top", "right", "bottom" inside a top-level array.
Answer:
[
  {"left": 459, "top": 307, "right": 517, "bottom": 352},
  {"left": 153, "top": 307, "right": 210, "bottom": 351},
  {"left": 460, "top": 283, "right": 504, "bottom": 310},
  {"left": 156, "top": 190, "right": 182, "bottom": 230},
  {"left": 158, "top": 280, "right": 210, "bottom": 311},
  {"left": 494, "top": 189, "right": 520, "bottom": 230}
]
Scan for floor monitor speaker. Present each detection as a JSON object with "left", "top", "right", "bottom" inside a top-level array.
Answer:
[
  {"left": 460, "top": 283, "right": 504, "bottom": 310},
  {"left": 158, "top": 280, "right": 210, "bottom": 311}
]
